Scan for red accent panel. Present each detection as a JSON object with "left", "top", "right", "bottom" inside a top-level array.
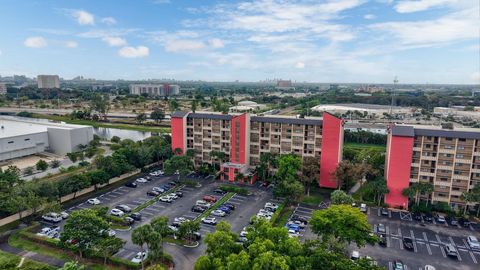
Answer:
[
  {"left": 171, "top": 117, "right": 184, "bottom": 154},
  {"left": 230, "top": 114, "right": 247, "bottom": 164},
  {"left": 385, "top": 135, "right": 413, "bottom": 209},
  {"left": 319, "top": 113, "right": 344, "bottom": 188}
]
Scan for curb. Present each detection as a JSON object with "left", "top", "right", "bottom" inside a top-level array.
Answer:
[{"left": 183, "top": 241, "right": 199, "bottom": 248}]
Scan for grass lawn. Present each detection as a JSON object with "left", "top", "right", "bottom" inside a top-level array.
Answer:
[
  {"left": 32, "top": 113, "right": 171, "bottom": 133},
  {"left": 197, "top": 193, "right": 235, "bottom": 220},
  {"left": 0, "top": 220, "right": 21, "bottom": 234},
  {"left": 300, "top": 186, "right": 332, "bottom": 206},
  {"left": 0, "top": 250, "right": 54, "bottom": 270},
  {"left": 344, "top": 142, "right": 386, "bottom": 152},
  {"left": 273, "top": 206, "right": 294, "bottom": 227}
]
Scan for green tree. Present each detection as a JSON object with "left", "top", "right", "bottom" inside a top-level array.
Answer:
[
  {"left": 151, "top": 216, "right": 170, "bottom": 248},
  {"left": 111, "top": 136, "right": 121, "bottom": 143},
  {"left": 67, "top": 152, "right": 78, "bottom": 163},
  {"left": 310, "top": 205, "right": 376, "bottom": 247},
  {"left": 91, "top": 94, "right": 110, "bottom": 120},
  {"left": 150, "top": 108, "right": 165, "bottom": 123},
  {"left": 300, "top": 156, "right": 319, "bottom": 196},
  {"left": 60, "top": 209, "right": 109, "bottom": 258},
  {"left": 85, "top": 169, "right": 110, "bottom": 189},
  {"left": 461, "top": 185, "right": 480, "bottom": 215},
  {"left": 273, "top": 154, "right": 303, "bottom": 202},
  {"left": 36, "top": 159, "right": 48, "bottom": 171},
  {"left": 191, "top": 99, "right": 198, "bottom": 113},
  {"left": 369, "top": 178, "right": 389, "bottom": 206},
  {"left": 330, "top": 190, "right": 354, "bottom": 205},
  {"left": 50, "top": 159, "right": 61, "bottom": 168},
  {"left": 136, "top": 112, "right": 147, "bottom": 124},
  {"left": 163, "top": 155, "right": 193, "bottom": 175},
  {"left": 333, "top": 160, "right": 362, "bottom": 191},
  {"left": 168, "top": 99, "right": 179, "bottom": 113},
  {"left": 93, "top": 237, "right": 124, "bottom": 265},
  {"left": 132, "top": 225, "right": 153, "bottom": 270},
  {"left": 23, "top": 166, "right": 34, "bottom": 176},
  {"left": 178, "top": 220, "right": 200, "bottom": 244},
  {"left": 203, "top": 221, "right": 242, "bottom": 263},
  {"left": 59, "top": 261, "right": 85, "bottom": 270}
]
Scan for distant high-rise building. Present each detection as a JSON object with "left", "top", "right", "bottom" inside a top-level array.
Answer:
[
  {"left": 0, "top": 83, "right": 7, "bottom": 95},
  {"left": 129, "top": 83, "right": 180, "bottom": 96},
  {"left": 276, "top": 80, "right": 294, "bottom": 89},
  {"left": 37, "top": 75, "right": 60, "bottom": 89}
]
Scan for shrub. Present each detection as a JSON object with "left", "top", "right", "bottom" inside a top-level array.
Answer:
[
  {"left": 24, "top": 166, "right": 35, "bottom": 176},
  {"left": 36, "top": 160, "right": 48, "bottom": 171},
  {"left": 218, "top": 184, "right": 249, "bottom": 195},
  {"left": 50, "top": 160, "right": 61, "bottom": 168},
  {"left": 111, "top": 136, "right": 121, "bottom": 143}
]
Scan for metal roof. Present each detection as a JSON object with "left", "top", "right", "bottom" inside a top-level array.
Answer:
[
  {"left": 171, "top": 111, "right": 189, "bottom": 118},
  {"left": 391, "top": 125, "right": 415, "bottom": 137},
  {"left": 251, "top": 116, "right": 323, "bottom": 126},
  {"left": 187, "top": 113, "right": 232, "bottom": 120},
  {"left": 392, "top": 125, "right": 480, "bottom": 139}
]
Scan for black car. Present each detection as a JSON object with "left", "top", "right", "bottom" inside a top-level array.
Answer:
[
  {"left": 129, "top": 213, "right": 142, "bottom": 221},
  {"left": 147, "top": 190, "right": 160, "bottom": 196},
  {"left": 175, "top": 192, "right": 183, "bottom": 197},
  {"left": 191, "top": 206, "right": 206, "bottom": 213},
  {"left": 145, "top": 176, "right": 152, "bottom": 181},
  {"left": 123, "top": 217, "right": 135, "bottom": 225},
  {"left": 378, "top": 233, "right": 387, "bottom": 247},
  {"left": 125, "top": 182, "right": 137, "bottom": 188},
  {"left": 380, "top": 208, "right": 389, "bottom": 216},
  {"left": 214, "top": 189, "right": 227, "bottom": 194},
  {"left": 161, "top": 185, "right": 171, "bottom": 191},
  {"left": 168, "top": 181, "right": 177, "bottom": 186},
  {"left": 459, "top": 218, "right": 471, "bottom": 227},
  {"left": 423, "top": 214, "right": 433, "bottom": 222},
  {"left": 403, "top": 237, "right": 414, "bottom": 251},
  {"left": 447, "top": 216, "right": 458, "bottom": 226},
  {"left": 413, "top": 212, "right": 422, "bottom": 221},
  {"left": 291, "top": 215, "right": 308, "bottom": 224}
]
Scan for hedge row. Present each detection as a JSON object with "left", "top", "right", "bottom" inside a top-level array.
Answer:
[{"left": 218, "top": 185, "right": 249, "bottom": 195}]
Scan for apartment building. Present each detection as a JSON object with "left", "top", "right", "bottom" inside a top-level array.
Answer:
[
  {"left": 171, "top": 111, "right": 344, "bottom": 188},
  {"left": 130, "top": 83, "right": 180, "bottom": 96},
  {"left": 385, "top": 124, "right": 480, "bottom": 209},
  {"left": 37, "top": 75, "right": 60, "bottom": 89}
]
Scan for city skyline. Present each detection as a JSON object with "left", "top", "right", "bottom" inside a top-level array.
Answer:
[{"left": 0, "top": 0, "right": 478, "bottom": 84}]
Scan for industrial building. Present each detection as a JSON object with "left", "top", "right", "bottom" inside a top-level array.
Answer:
[
  {"left": 37, "top": 75, "right": 60, "bottom": 89},
  {"left": 171, "top": 111, "right": 344, "bottom": 188},
  {"left": 130, "top": 83, "right": 180, "bottom": 97},
  {"left": 384, "top": 124, "right": 480, "bottom": 210},
  {"left": 0, "top": 117, "right": 93, "bottom": 161},
  {"left": 229, "top": 101, "right": 266, "bottom": 113},
  {"left": 311, "top": 103, "right": 415, "bottom": 119}
]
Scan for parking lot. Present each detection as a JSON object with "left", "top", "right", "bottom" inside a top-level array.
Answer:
[{"left": 353, "top": 207, "right": 480, "bottom": 270}]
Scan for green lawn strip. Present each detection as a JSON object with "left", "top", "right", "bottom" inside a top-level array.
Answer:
[
  {"left": 8, "top": 232, "right": 70, "bottom": 262},
  {"left": 0, "top": 220, "right": 21, "bottom": 234},
  {"left": 344, "top": 142, "right": 386, "bottom": 151},
  {"left": 163, "top": 237, "right": 187, "bottom": 245},
  {"left": 269, "top": 201, "right": 286, "bottom": 225},
  {"left": 132, "top": 185, "right": 185, "bottom": 213},
  {"left": 272, "top": 206, "right": 294, "bottom": 227},
  {"left": 196, "top": 192, "right": 235, "bottom": 220},
  {"left": 0, "top": 250, "right": 54, "bottom": 270},
  {"left": 32, "top": 113, "right": 170, "bottom": 133},
  {"left": 301, "top": 195, "right": 324, "bottom": 206}
]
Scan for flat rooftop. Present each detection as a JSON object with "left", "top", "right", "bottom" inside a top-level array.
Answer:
[
  {"left": 0, "top": 116, "right": 90, "bottom": 139},
  {"left": 312, "top": 103, "right": 410, "bottom": 111}
]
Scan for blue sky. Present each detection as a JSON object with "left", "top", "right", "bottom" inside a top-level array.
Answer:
[{"left": 0, "top": 0, "right": 478, "bottom": 84}]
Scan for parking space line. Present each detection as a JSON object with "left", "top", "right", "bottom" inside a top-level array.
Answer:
[
  {"left": 448, "top": 236, "right": 455, "bottom": 246},
  {"left": 386, "top": 235, "right": 390, "bottom": 248},
  {"left": 422, "top": 232, "right": 428, "bottom": 242},
  {"left": 426, "top": 242, "right": 432, "bottom": 255},
  {"left": 470, "top": 251, "right": 478, "bottom": 264},
  {"left": 439, "top": 245, "right": 446, "bottom": 257},
  {"left": 462, "top": 239, "right": 469, "bottom": 248},
  {"left": 457, "top": 251, "right": 463, "bottom": 261},
  {"left": 435, "top": 234, "right": 442, "bottom": 244},
  {"left": 397, "top": 228, "right": 402, "bottom": 238},
  {"left": 183, "top": 215, "right": 198, "bottom": 220},
  {"left": 413, "top": 240, "right": 418, "bottom": 253}
]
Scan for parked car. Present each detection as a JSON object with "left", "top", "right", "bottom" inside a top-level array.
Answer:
[
  {"left": 42, "top": 212, "right": 63, "bottom": 223},
  {"left": 203, "top": 195, "right": 217, "bottom": 203},
  {"left": 123, "top": 217, "right": 135, "bottom": 225},
  {"left": 201, "top": 217, "right": 217, "bottom": 225},
  {"left": 217, "top": 206, "right": 231, "bottom": 214},
  {"left": 403, "top": 237, "right": 414, "bottom": 251},
  {"left": 136, "top": 178, "right": 148, "bottom": 183},
  {"left": 129, "top": 213, "right": 142, "bottom": 221},
  {"left": 110, "top": 209, "right": 124, "bottom": 217},
  {"left": 444, "top": 244, "right": 458, "bottom": 257},
  {"left": 191, "top": 205, "right": 206, "bottom": 213},
  {"left": 377, "top": 223, "right": 386, "bottom": 233},
  {"left": 87, "top": 198, "right": 101, "bottom": 205},
  {"left": 423, "top": 213, "right": 433, "bottom": 222},
  {"left": 60, "top": 211, "right": 69, "bottom": 219},
  {"left": 351, "top": 251, "right": 360, "bottom": 260},
  {"left": 159, "top": 196, "right": 173, "bottom": 203},
  {"left": 291, "top": 215, "right": 308, "bottom": 224},
  {"left": 436, "top": 214, "right": 446, "bottom": 223},
  {"left": 168, "top": 181, "right": 177, "bottom": 186},
  {"left": 265, "top": 202, "right": 279, "bottom": 211},
  {"left": 413, "top": 212, "right": 422, "bottom": 221},
  {"left": 378, "top": 233, "right": 387, "bottom": 247},
  {"left": 175, "top": 191, "right": 183, "bottom": 197},
  {"left": 393, "top": 260, "right": 404, "bottom": 270},
  {"left": 459, "top": 217, "right": 471, "bottom": 227},
  {"left": 147, "top": 190, "right": 160, "bottom": 196},
  {"left": 424, "top": 265, "right": 436, "bottom": 270},
  {"left": 116, "top": 205, "right": 132, "bottom": 213},
  {"left": 152, "top": 187, "right": 165, "bottom": 193},
  {"left": 196, "top": 200, "right": 211, "bottom": 208},
  {"left": 214, "top": 188, "right": 227, "bottom": 194},
  {"left": 360, "top": 203, "right": 367, "bottom": 213},
  {"left": 100, "top": 229, "right": 116, "bottom": 237},
  {"left": 145, "top": 176, "right": 151, "bottom": 181},
  {"left": 131, "top": 251, "right": 148, "bottom": 264},
  {"left": 161, "top": 185, "right": 171, "bottom": 191},
  {"left": 467, "top": 236, "right": 480, "bottom": 250},
  {"left": 211, "top": 210, "right": 226, "bottom": 217},
  {"left": 380, "top": 208, "right": 389, "bottom": 216},
  {"left": 222, "top": 203, "right": 236, "bottom": 210},
  {"left": 125, "top": 182, "right": 137, "bottom": 188},
  {"left": 447, "top": 216, "right": 458, "bottom": 226}
]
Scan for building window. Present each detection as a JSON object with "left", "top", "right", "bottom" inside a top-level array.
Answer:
[
  {"left": 456, "top": 154, "right": 464, "bottom": 159},
  {"left": 7, "top": 141, "right": 14, "bottom": 144},
  {"left": 24, "top": 138, "right": 30, "bottom": 141},
  {"left": 458, "top": 146, "right": 465, "bottom": 150}
]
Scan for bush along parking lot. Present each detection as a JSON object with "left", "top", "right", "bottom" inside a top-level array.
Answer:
[{"left": 218, "top": 184, "right": 249, "bottom": 196}]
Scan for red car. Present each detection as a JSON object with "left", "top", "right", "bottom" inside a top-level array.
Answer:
[{"left": 203, "top": 195, "right": 217, "bottom": 203}]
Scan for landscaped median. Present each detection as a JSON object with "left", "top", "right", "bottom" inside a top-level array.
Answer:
[
  {"left": 195, "top": 192, "right": 235, "bottom": 220},
  {"left": 0, "top": 250, "right": 54, "bottom": 270}
]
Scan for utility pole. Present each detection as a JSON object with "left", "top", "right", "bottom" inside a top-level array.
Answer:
[{"left": 390, "top": 76, "right": 398, "bottom": 116}]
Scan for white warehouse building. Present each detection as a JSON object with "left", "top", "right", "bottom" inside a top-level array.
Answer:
[{"left": 0, "top": 117, "right": 93, "bottom": 161}]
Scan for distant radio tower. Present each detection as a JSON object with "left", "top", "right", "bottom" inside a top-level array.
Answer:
[{"left": 390, "top": 76, "right": 398, "bottom": 115}]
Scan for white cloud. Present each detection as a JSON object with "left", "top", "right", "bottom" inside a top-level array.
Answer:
[
  {"left": 101, "top": 17, "right": 117, "bottom": 25},
  {"left": 102, "top": 36, "right": 127, "bottom": 47},
  {"left": 0, "top": 49, "right": 2, "bottom": 56},
  {"left": 152, "top": 0, "right": 171, "bottom": 4},
  {"left": 71, "top": 10, "right": 95, "bottom": 25},
  {"left": 64, "top": 41, "right": 78, "bottom": 48},
  {"left": 364, "top": 14, "right": 376, "bottom": 19},
  {"left": 370, "top": 7, "right": 477, "bottom": 47},
  {"left": 295, "top": 62, "right": 305, "bottom": 69},
  {"left": 395, "top": 0, "right": 458, "bottom": 13},
  {"left": 472, "top": 72, "right": 480, "bottom": 83},
  {"left": 208, "top": 38, "right": 224, "bottom": 48},
  {"left": 24, "top": 36, "right": 47, "bottom": 48},
  {"left": 118, "top": 46, "right": 149, "bottom": 58},
  {"left": 164, "top": 39, "right": 206, "bottom": 53}
]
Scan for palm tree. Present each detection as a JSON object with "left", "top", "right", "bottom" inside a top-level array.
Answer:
[
  {"left": 132, "top": 225, "right": 153, "bottom": 270},
  {"left": 420, "top": 182, "right": 434, "bottom": 206},
  {"left": 402, "top": 183, "right": 421, "bottom": 206}
]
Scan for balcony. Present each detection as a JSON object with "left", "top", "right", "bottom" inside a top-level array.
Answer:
[
  {"left": 452, "top": 175, "right": 470, "bottom": 181},
  {"left": 422, "top": 155, "right": 437, "bottom": 161}
]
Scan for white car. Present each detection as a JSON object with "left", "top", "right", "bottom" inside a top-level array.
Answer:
[
  {"left": 152, "top": 187, "right": 165, "bottom": 193},
  {"left": 436, "top": 215, "right": 446, "bottom": 223},
  {"left": 87, "top": 198, "right": 101, "bottom": 205},
  {"left": 467, "top": 236, "right": 480, "bottom": 250},
  {"left": 159, "top": 196, "right": 172, "bottom": 203},
  {"left": 196, "top": 200, "right": 211, "bottom": 208},
  {"left": 201, "top": 217, "right": 217, "bottom": 225},
  {"left": 110, "top": 208, "right": 124, "bottom": 217},
  {"left": 258, "top": 209, "right": 274, "bottom": 217},
  {"left": 211, "top": 210, "right": 226, "bottom": 217},
  {"left": 240, "top": 230, "right": 248, "bottom": 237},
  {"left": 167, "top": 193, "right": 178, "bottom": 200},
  {"left": 156, "top": 170, "right": 164, "bottom": 175},
  {"left": 131, "top": 251, "right": 148, "bottom": 264},
  {"left": 60, "top": 211, "right": 69, "bottom": 219},
  {"left": 360, "top": 203, "right": 367, "bottom": 213},
  {"left": 351, "top": 251, "right": 360, "bottom": 260},
  {"left": 100, "top": 229, "right": 116, "bottom": 237},
  {"left": 42, "top": 212, "right": 63, "bottom": 223},
  {"left": 37, "top": 227, "right": 53, "bottom": 236},
  {"left": 424, "top": 265, "right": 436, "bottom": 270},
  {"left": 265, "top": 202, "right": 279, "bottom": 211},
  {"left": 174, "top": 217, "right": 189, "bottom": 224},
  {"left": 136, "top": 178, "right": 148, "bottom": 183},
  {"left": 256, "top": 213, "right": 272, "bottom": 221},
  {"left": 168, "top": 225, "right": 179, "bottom": 232}
]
